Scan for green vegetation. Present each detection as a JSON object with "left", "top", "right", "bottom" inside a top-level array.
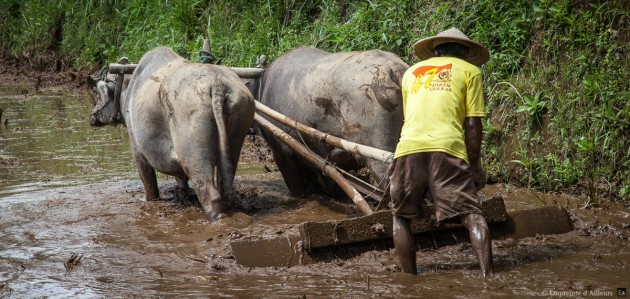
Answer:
[{"left": 1, "top": 0, "right": 628, "bottom": 202}]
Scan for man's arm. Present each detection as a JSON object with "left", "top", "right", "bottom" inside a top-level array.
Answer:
[{"left": 465, "top": 117, "right": 485, "bottom": 190}]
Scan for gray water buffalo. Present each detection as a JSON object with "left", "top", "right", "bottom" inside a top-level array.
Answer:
[
  {"left": 88, "top": 47, "right": 255, "bottom": 220},
  {"left": 249, "top": 46, "right": 408, "bottom": 198}
]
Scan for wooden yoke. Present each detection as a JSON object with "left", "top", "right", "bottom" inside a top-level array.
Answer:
[
  {"left": 110, "top": 57, "right": 129, "bottom": 124},
  {"left": 108, "top": 63, "right": 264, "bottom": 79}
]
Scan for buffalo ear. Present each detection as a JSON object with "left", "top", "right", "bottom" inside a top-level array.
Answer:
[{"left": 87, "top": 75, "right": 97, "bottom": 87}]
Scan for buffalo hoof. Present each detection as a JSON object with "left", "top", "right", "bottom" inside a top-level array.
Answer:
[
  {"left": 207, "top": 211, "right": 228, "bottom": 222},
  {"left": 145, "top": 195, "right": 161, "bottom": 201}
]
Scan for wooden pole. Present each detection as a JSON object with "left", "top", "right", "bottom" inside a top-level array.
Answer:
[
  {"left": 229, "top": 67, "right": 264, "bottom": 78},
  {"left": 108, "top": 63, "right": 136, "bottom": 74},
  {"left": 254, "top": 113, "right": 373, "bottom": 215},
  {"left": 108, "top": 63, "right": 264, "bottom": 79},
  {"left": 255, "top": 101, "right": 394, "bottom": 163}
]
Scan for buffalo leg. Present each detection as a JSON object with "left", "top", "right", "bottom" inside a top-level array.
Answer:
[
  {"left": 175, "top": 176, "right": 190, "bottom": 201},
  {"left": 176, "top": 176, "right": 189, "bottom": 189},
  {"left": 260, "top": 130, "right": 308, "bottom": 197},
  {"left": 173, "top": 136, "right": 224, "bottom": 220},
  {"left": 191, "top": 177, "right": 224, "bottom": 220},
  {"left": 181, "top": 164, "right": 224, "bottom": 220},
  {"left": 221, "top": 100, "right": 254, "bottom": 204},
  {"left": 134, "top": 155, "right": 159, "bottom": 201}
]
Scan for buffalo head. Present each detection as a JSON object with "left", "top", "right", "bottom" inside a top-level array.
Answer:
[
  {"left": 88, "top": 57, "right": 131, "bottom": 127},
  {"left": 87, "top": 70, "right": 119, "bottom": 127}
]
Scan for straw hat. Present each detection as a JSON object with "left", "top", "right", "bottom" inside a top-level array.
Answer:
[{"left": 412, "top": 28, "right": 489, "bottom": 66}]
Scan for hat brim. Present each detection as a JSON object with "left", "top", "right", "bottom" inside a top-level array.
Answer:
[{"left": 413, "top": 36, "right": 490, "bottom": 66}]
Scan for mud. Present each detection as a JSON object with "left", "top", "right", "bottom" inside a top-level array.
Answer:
[
  {"left": 1, "top": 178, "right": 629, "bottom": 298},
  {"left": 1, "top": 68, "right": 629, "bottom": 297}
]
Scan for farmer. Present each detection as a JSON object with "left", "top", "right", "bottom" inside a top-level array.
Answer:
[{"left": 389, "top": 28, "right": 493, "bottom": 277}]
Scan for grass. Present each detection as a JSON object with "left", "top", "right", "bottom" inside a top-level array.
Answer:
[{"left": 0, "top": 0, "right": 628, "bottom": 202}]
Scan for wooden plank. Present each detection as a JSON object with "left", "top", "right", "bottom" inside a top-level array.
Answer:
[
  {"left": 230, "top": 198, "right": 576, "bottom": 268},
  {"left": 501, "top": 206, "right": 573, "bottom": 239},
  {"left": 299, "top": 196, "right": 508, "bottom": 250},
  {"left": 229, "top": 235, "right": 308, "bottom": 267}
]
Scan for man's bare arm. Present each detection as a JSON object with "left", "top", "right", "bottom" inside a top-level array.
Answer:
[{"left": 465, "top": 117, "right": 484, "bottom": 189}]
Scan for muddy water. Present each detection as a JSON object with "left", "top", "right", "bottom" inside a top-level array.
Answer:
[
  {"left": 1, "top": 86, "right": 629, "bottom": 298},
  {"left": 0, "top": 87, "right": 135, "bottom": 196}
]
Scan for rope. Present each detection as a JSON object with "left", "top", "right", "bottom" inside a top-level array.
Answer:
[
  {"left": 270, "top": 100, "right": 390, "bottom": 203},
  {"left": 361, "top": 174, "right": 391, "bottom": 200},
  {"left": 294, "top": 119, "right": 317, "bottom": 156},
  {"left": 90, "top": 64, "right": 109, "bottom": 84},
  {"left": 292, "top": 117, "right": 390, "bottom": 201},
  {"left": 98, "top": 64, "right": 109, "bottom": 81},
  {"left": 287, "top": 118, "right": 337, "bottom": 179}
]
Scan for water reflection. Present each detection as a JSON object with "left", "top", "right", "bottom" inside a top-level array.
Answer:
[{"left": 0, "top": 90, "right": 136, "bottom": 196}]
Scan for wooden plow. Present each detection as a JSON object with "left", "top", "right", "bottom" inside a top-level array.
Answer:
[{"left": 105, "top": 43, "right": 574, "bottom": 267}]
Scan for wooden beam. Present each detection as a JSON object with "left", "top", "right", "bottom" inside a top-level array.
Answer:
[
  {"left": 254, "top": 113, "right": 374, "bottom": 215},
  {"left": 108, "top": 63, "right": 264, "bottom": 79},
  {"left": 256, "top": 101, "right": 394, "bottom": 163},
  {"left": 230, "top": 67, "right": 264, "bottom": 79},
  {"left": 108, "top": 63, "right": 137, "bottom": 74}
]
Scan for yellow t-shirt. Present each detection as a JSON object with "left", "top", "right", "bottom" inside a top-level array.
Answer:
[{"left": 394, "top": 56, "right": 486, "bottom": 162}]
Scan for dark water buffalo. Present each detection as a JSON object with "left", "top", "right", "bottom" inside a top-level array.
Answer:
[
  {"left": 249, "top": 46, "right": 408, "bottom": 198},
  {"left": 88, "top": 47, "right": 255, "bottom": 220}
]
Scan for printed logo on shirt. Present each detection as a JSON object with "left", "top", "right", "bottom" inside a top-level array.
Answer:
[{"left": 410, "top": 64, "right": 452, "bottom": 93}]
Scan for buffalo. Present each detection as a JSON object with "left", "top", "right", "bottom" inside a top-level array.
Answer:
[
  {"left": 88, "top": 47, "right": 255, "bottom": 220},
  {"left": 249, "top": 46, "right": 408, "bottom": 199}
]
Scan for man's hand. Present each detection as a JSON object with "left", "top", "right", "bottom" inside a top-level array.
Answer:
[{"left": 472, "top": 167, "right": 486, "bottom": 191}]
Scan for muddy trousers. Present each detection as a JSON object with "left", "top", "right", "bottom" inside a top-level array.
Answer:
[{"left": 393, "top": 213, "right": 493, "bottom": 277}]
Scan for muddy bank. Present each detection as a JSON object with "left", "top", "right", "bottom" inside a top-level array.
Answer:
[{"left": 0, "top": 57, "right": 90, "bottom": 95}]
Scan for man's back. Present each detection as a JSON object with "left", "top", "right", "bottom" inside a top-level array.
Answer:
[{"left": 394, "top": 56, "right": 485, "bottom": 162}]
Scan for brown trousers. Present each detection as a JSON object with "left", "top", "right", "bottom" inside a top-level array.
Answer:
[{"left": 388, "top": 152, "right": 482, "bottom": 222}]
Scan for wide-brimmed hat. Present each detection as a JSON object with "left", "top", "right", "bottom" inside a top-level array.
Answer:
[{"left": 412, "top": 27, "right": 490, "bottom": 66}]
